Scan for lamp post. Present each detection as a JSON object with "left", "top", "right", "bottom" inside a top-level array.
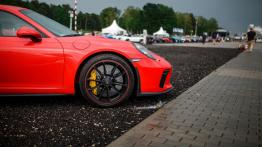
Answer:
[
  {"left": 68, "top": 10, "right": 74, "bottom": 30},
  {"left": 195, "top": 17, "right": 198, "bottom": 36},
  {"left": 74, "top": 0, "right": 78, "bottom": 31}
]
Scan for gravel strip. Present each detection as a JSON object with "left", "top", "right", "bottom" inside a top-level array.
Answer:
[{"left": 0, "top": 45, "right": 241, "bottom": 147}]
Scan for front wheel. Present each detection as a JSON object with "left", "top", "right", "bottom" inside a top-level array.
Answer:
[{"left": 79, "top": 54, "right": 135, "bottom": 107}]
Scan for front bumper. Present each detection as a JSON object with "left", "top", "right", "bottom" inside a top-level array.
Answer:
[{"left": 131, "top": 55, "right": 173, "bottom": 96}]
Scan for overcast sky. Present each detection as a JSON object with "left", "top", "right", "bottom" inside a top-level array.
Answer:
[{"left": 38, "top": 0, "right": 262, "bottom": 34}]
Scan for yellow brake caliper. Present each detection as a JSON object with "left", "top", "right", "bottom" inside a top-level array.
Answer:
[{"left": 89, "top": 69, "right": 98, "bottom": 95}]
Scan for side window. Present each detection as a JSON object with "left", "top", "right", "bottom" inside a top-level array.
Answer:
[{"left": 0, "top": 11, "right": 33, "bottom": 37}]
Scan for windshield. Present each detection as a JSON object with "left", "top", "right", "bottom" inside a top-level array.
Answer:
[{"left": 20, "top": 9, "right": 80, "bottom": 37}]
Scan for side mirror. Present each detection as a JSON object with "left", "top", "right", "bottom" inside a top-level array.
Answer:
[{"left": 17, "top": 26, "right": 42, "bottom": 42}]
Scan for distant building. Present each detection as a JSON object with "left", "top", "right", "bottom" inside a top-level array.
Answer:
[{"left": 214, "top": 29, "right": 230, "bottom": 38}]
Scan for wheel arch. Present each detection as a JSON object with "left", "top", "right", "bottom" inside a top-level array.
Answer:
[{"left": 74, "top": 51, "right": 139, "bottom": 96}]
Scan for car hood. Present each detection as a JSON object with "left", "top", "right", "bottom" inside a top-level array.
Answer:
[{"left": 57, "top": 35, "right": 134, "bottom": 50}]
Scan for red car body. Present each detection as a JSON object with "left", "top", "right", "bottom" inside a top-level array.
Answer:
[
  {"left": 162, "top": 37, "right": 173, "bottom": 43},
  {"left": 0, "top": 5, "right": 173, "bottom": 98}
]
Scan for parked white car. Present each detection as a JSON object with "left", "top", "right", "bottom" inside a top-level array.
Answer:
[
  {"left": 233, "top": 35, "right": 242, "bottom": 41},
  {"left": 256, "top": 38, "right": 262, "bottom": 43},
  {"left": 116, "top": 35, "right": 144, "bottom": 43}
]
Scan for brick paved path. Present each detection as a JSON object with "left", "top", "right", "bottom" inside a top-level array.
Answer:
[{"left": 108, "top": 45, "right": 262, "bottom": 147}]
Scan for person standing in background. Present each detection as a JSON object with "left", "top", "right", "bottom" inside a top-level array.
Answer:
[
  {"left": 202, "top": 33, "right": 207, "bottom": 44},
  {"left": 247, "top": 28, "right": 256, "bottom": 52},
  {"left": 212, "top": 32, "right": 217, "bottom": 45},
  {"left": 91, "top": 31, "right": 95, "bottom": 36}
]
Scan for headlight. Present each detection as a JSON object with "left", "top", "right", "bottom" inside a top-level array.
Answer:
[{"left": 133, "top": 43, "right": 156, "bottom": 60}]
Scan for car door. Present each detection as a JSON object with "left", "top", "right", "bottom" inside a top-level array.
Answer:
[{"left": 0, "top": 10, "right": 64, "bottom": 94}]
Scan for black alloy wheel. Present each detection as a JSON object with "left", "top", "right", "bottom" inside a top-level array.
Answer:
[{"left": 79, "top": 54, "right": 135, "bottom": 107}]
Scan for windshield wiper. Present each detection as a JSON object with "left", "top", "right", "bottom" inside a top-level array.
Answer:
[{"left": 61, "top": 34, "right": 82, "bottom": 37}]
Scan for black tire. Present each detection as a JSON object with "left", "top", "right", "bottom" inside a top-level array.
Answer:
[{"left": 79, "top": 54, "right": 135, "bottom": 107}]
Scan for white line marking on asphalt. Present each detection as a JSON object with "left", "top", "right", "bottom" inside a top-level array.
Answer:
[{"left": 134, "top": 101, "right": 166, "bottom": 110}]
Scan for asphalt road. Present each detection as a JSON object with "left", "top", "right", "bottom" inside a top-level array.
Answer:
[{"left": 0, "top": 45, "right": 241, "bottom": 147}]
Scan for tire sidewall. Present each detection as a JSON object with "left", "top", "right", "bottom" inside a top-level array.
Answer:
[{"left": 79, "top": 54, "right": 135, "bottom": 107}]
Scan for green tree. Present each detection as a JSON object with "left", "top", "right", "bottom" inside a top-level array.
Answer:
[
  {"left": 183, "top": 13, "right": 195, "bottom": 35},
  {"left": 120, "top": 6, "right": 142, "bottom": 34},
  {"left": 77, "top": 11, "right": 86, "bottom": 30},
  {"left": 78, "top": 13, "right": 101, "bottom": 31},
  {"left": 49, "top": 4, "right": 72, "bottom": 27},
  {"left": 1, "top": 0, "right": 72, "bottom": 27},
  {"left": 0, "top": 1, "right": 220, "bottom": 34},
  {"left": 89, "top": 14, "right": 102, "bottom": 31},
  {"left": 142, "top": 3, "right": 176, "bottom": 34},
  {"left": 206, "top": 17, "right": 219, "bottom": 33},
  {"left": 195, "top": 17, "right": 218, "bottom": 35},
  {"left": 195, "top": 16, "right": 208, "bottom": 35},
  {"left": 176, "top": 12, "right": 185, "bottom": 29},
  {"left": 176, "top": 12, "right": 197, "bottom": 35},
  {"left": 100, "top": 7, "right": 121, "bottom": 28}
]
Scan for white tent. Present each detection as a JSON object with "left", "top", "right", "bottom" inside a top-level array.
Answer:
[
  {"left": 254, "top": 26, "right": 262, "bottom": 38},
  {"left": 153, "top": 27, "right": 169, "bottom": 37},
  {"left": 254, "top": 26, "right": 262, "bottom": 33},
  {"left": 216, "top": 29, "right": 228, "bottom": 33},
  {"left": 102, "top": 20, "right": 127, "bottom": 35}
]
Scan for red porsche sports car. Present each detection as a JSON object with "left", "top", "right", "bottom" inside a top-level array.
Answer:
[{"left": 0, "top": 5, "right": 173, "bottom": 107}]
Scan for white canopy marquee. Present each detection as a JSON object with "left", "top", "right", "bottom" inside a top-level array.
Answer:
[
  {"left": 102, "top": 20, "right": 127, "bottom": 35},
  {"left": 254, "top": 26, "right": 262, "bottom": 34},
  {"left": 153, "top": 27, "right": 169, "bottom": 37}
]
